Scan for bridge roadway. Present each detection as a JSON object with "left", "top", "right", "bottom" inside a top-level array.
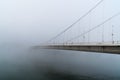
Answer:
[{"left": 45, "top": 44, "right": 120, "bottom": 54}]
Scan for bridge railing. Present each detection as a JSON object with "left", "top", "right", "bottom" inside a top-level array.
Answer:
[{"left": 47, "top": 0, "right": 120, "bottom": 46}]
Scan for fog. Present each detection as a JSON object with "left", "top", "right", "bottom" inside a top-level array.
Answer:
[
  {"left": 1, "top": 0, "right": 120, "bottom": 46},
  {"left": 0, "top": 0, "right": 96, "bottom": 44},
  {"left": 0, "top": 0, "right": 120, "bottom": 80},
  {"left": 0, "top": 0, "right": 104, "bottom": 46}
]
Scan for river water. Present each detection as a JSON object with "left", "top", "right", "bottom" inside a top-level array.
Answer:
[{"left": 0, "top": 46, "right": 120, "bottom": 80}]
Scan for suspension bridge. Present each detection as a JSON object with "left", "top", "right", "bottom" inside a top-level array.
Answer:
[{"left": 42, "top": 0, "right": 120, "bottom": 54}]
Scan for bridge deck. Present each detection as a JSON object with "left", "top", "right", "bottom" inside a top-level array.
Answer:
[{"left": 46, "top": 44, "right": 120, "bottom": 54}]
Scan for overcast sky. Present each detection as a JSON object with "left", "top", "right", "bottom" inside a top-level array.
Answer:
[{"left": 0, "top": 0, "right": 120, "bottom": 46}]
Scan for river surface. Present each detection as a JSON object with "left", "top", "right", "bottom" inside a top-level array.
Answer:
[{"left": 0, "top": 46, "right": 120, "bottom": 80}]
